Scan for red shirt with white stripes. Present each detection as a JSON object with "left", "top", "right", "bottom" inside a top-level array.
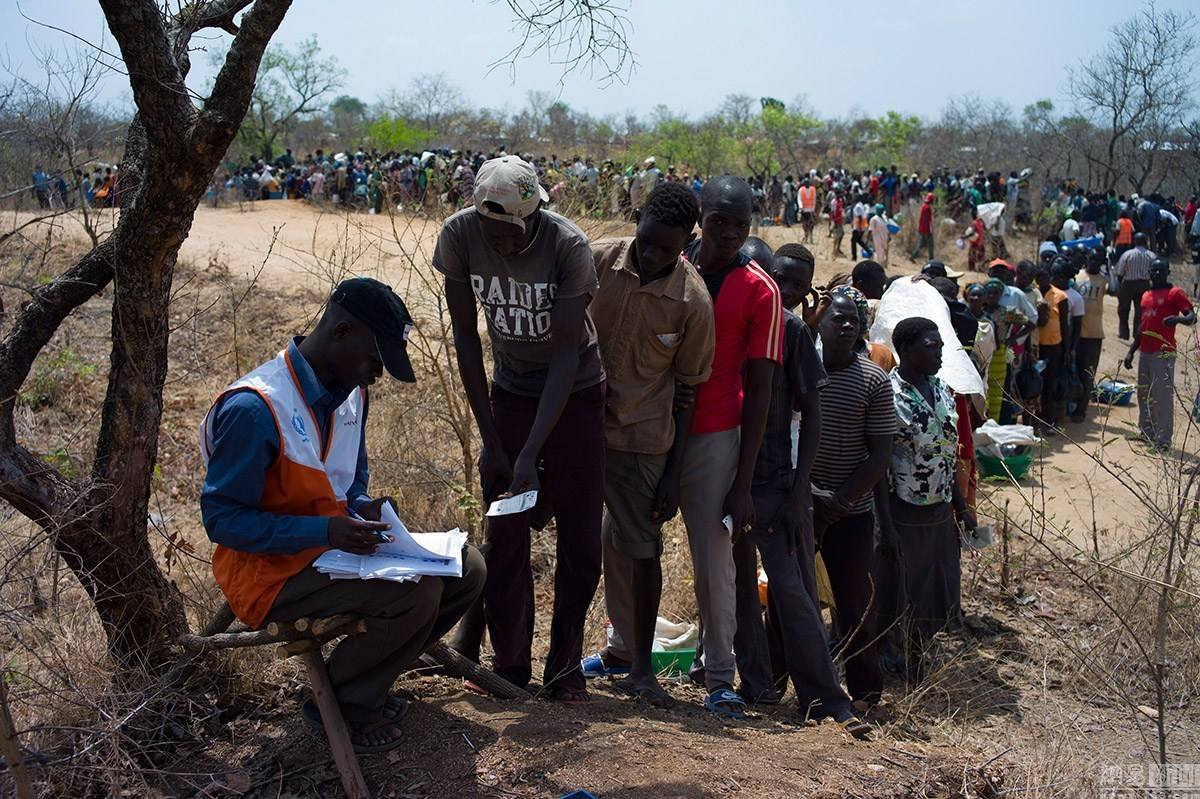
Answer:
[{"left": 683, "top": 244, "right": 784, "bottom": 434}]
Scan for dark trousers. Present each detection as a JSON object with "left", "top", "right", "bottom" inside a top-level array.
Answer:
[
  {"left": 735, "top": 492, "right": 851, "bottom": 717},
  {"left": 484, "top": 382, "right": 605, "bottom": 692},
  {"left": 732, "top": 532, "right": 772, "bottom": 702},
  {"left": 784, "top": 201, "right": 797, "bottom": 226},
  {"left": 1074, "top": 338, "right": 1103, "bottom": 419},
  {"left": 1038, "top": 342, "right": 1064, "bottom": 428},
  {"left": 999, "top": 362, "right": 1018, "bottom": 425},
  {"left": 819, "top": 511, "right": 883, "bottom": 704},
  {"left": 265, "top": 549, "right": 486, "bottom": 723},
  {"left": 1118, "top": 278, "right": 1150, "bottom": 340},
  {"left": 910, "top": 232, "right": 934, "bottom": 261},
  {"left": 851, "top": 229, "right": 865, "bottom": 260},
  {"left": 890, "top": 498, "right": 960, "bottom": 650}
]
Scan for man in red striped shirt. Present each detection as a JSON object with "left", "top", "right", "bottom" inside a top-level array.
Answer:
[{"left": 680, "top": 175, "right": 782, "bottom": 719}]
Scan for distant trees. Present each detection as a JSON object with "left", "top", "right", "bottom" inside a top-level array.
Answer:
[
  {"left": 238, "top": 35, "right": 346, "bottom": 160},
  {"left": 1069, "top": 2, "right": 1197, "bottom": 194},
  {"left": 329, "top": 94, "right": 368, "bottom": 145}
]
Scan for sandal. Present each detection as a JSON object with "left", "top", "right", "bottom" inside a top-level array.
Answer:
[
  {"left": 462, "top": 678, "right": 490, "bottom": 696},
  {"left": 581, "top": 653, "right": 630, "bottom": 679},
  {"left": 301, "top": 695, "right": 409, "bottom": 730},
  {"left": 347, "top": 716, "right": 406, "bottom": 754},
  {"left": 704, "top": 688, "right": 747, "bottom": 720},
  {"left": 833, "top": 708, "right": 873, "bottom": 740}
]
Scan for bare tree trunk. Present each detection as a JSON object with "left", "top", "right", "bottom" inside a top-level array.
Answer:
[{"left": 0, "top": 0, "right": 292, "bottom": 673}]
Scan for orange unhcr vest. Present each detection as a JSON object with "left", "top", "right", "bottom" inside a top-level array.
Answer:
[
  {"left": 199, "top": 348, "right": 365, "bottom": 627},
  {"left": 1116, "top": 217, "right": 1133, "bottom": 246},
  {"left": 799, "top": 185, "right": 816, "bottom": 212}
]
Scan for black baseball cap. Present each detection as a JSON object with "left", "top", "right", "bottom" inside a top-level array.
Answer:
[
  {"left": 921, "top": 260, "right": 964, "bottom": 279},
  {"left": 330, "top": 277, "right": 416, "bottom": 383}
]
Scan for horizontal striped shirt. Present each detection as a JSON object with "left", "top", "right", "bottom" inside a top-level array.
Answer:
[
  {"left": 1115, "top": 246, "right": 1155, "bottom": 282},
  {"left": 811, "top": 352, "right": 897, "bottom": 514}
]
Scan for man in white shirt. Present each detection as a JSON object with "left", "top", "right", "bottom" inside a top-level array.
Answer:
[
  {"left": 782, "top": 176, "right": 796, "bottom": 227},
  {"left": 868, "top": 204, "right": 890, "bottom": 267},
  {"left": 1061, "top": 210, "right": 1081, "bottom": 242}
]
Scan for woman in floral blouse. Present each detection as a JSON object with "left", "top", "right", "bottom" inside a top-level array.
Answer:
[{"left": 878, "top": 317, "right": 977, "bottom": 676}]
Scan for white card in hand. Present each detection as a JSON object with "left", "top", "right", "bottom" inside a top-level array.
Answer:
[{"left": 486, "top": 490, "right": 538, "bottom": 517}]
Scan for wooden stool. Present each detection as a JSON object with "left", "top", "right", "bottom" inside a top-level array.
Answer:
[{"left": 180, "top": 602, "right": 527, "bottom": 799}]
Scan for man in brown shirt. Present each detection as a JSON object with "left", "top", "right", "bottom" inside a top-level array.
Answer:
[{"left": 580, "top": 181, "right": 715, "bottom": 707}]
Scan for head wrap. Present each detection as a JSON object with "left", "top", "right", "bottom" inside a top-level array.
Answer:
[
  {"left": 984, "top": 278, "right": 1005, "bottom": 292},
  {"left": 830, "top": 284, "right": 869, "bottom": 335}
]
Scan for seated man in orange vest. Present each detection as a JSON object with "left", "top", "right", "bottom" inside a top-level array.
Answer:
[{"left": 200, "top": 277, "right": 485, "bottom": 753}]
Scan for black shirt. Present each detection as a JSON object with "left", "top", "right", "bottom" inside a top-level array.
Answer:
[
  {"left": 947, "top": 300, "right": 979, "bottom": 348},
  {"left": 752, "top": 311, "right": 828, "bottom": 521}
]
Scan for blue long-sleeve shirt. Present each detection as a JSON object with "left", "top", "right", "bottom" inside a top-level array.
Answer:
[{"left": 200, "top": 338, "right": 371, "bottom": 554}]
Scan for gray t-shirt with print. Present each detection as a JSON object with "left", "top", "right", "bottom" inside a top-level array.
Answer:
[{"left": 432, "top": 207, "right": 605, "bottom": 396}]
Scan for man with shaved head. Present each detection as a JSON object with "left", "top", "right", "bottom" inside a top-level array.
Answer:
[{"left": 679, "top": 175, "right": 782, "bottom": 719}]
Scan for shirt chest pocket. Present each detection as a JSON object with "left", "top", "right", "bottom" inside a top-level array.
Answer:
[
  {"left": 655, "top": 333, "right": 681, "bottom": 348},
  {"left": 640, "top": 331, "right": 681, "bottom": 375}
]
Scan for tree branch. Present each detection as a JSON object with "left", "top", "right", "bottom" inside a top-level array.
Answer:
[
  {"left": 171, "top": 0, "right": 256, "bottom": 75},
  {"left": 0, "top": 239, "right": 115, "bottom": 446},
  {"left": 195, "top": 0, "right": 293, "bottom": 151},
  {"left": 0, "top": 443, "right": 78, "bottom": 528},
  {"left": 490, "top": 0, "right": 635, "bottom": 87},
  {"left": 97, "top": 0, "right": 193, "bottom": 141}
]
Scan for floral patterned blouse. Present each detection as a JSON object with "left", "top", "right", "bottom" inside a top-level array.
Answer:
[{"left": 889, "top": 370, "right": 959, "bottom": 506}]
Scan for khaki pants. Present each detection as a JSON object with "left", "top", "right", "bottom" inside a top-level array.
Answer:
[
  {"left": 679, "top": 428, "right": 740, "bottom": 693},
  {"left": 265, "top": 546, "right": 485, "bottom": 723},
  {"left": 602, "top": 449, "right": 669, "bottom": 661}
]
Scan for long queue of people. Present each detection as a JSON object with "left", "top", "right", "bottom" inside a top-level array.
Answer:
[
  {"left": 429, "top": 159, "right": 1087, "bottom": 729},
  {"left": 433, "top": 157, "right": 1197, "bottom": 728},
  {"left": 427, "top": 160, "right": 1017, "bottom": 729}
]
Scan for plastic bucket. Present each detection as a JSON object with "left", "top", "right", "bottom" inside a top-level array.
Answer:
[
  {"left": 977, "top": 450, "right": 1034, "bottom": 480},
  {"left": 650, "top": 648, "right": 694, "bottom": 677}
]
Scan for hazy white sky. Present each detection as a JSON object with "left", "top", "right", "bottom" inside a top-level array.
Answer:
[{"left": 3, "top": 0, "right": 1194, "bottom": 121}]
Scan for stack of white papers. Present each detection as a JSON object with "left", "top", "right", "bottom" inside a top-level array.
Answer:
[{"left": 315, "top": 503, "right": 468, "bottom": 583}]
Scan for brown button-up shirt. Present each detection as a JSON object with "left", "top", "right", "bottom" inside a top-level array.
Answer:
[{"left": 589, "top": 237, "right": 715, "bottom": 454}]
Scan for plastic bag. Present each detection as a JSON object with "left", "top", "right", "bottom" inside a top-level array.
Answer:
[
  {"left": 973, "top": 420, "right": 1040, "bottom": 449},
  {"left": 869, "top": 277, "right": 988, "bottom": 396}
]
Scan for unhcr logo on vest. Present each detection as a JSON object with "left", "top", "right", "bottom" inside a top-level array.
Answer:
[{"left": 290, "top": 409, "right": 310, "bottom": 443}]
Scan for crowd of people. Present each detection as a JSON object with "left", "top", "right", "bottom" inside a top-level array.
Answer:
[
  {"left": 197, "top": 150, "right": 1200, "bottom": 754},
  {"left": 28, "top": 163, "right": 121, "bottom": 209},
  {"left": 204, "top": 147, "right": 1200, "bottom": 273}
]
